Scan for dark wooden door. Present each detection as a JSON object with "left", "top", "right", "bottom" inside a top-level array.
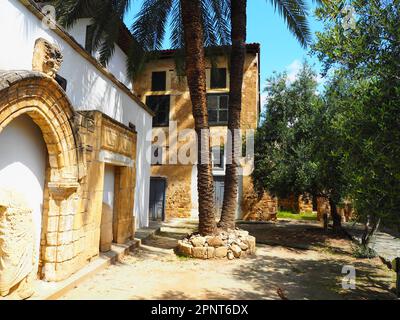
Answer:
[
  {"left": 213, "top": 176, "right": 225, "bottom": 219},
  {"left": 149, "top": 178, "right": 166, "bottom": 221}
]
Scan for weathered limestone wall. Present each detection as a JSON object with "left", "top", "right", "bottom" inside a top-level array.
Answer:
[
  {"left": 40, "top": 111, "right": 137, "bottom": 282},
  {"left": 279, "top": 194, "right": 314, "bottom": 214},
  {"left": 316, "top": 197, "right": 353, "bottom": 222},
  {"left": 241, "top": 178, "right": 278, "bottom": 221},
  {"left": 151, "top": 165, "right": 193, "bottom": 219},
  {"left": 134, "top": 50, "right": 276, "bottom": 220},
  {"left": 0, "top": 71, "right": 137, "bottom": 296}
]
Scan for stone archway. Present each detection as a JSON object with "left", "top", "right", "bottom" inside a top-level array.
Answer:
[{"left": 0, "top": 71, "right": 83, "bottom": 288}]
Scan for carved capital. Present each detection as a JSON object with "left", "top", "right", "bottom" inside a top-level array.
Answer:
[{"left": 48, "top": 181, "right": 79, "bottom": 200}]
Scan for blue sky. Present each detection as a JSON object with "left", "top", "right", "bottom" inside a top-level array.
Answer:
[{"left": 124, "top": 1, "right": 324, "bottom": 91}]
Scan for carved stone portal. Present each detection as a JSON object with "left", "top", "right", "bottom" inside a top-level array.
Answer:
[
  {"left": 0, "top": 188, "right": 36, "bottom": 299},
  {"left": 100, "top": 203, "right": 113, "bottom": 253},
  {"left": 32, "top": 38, "right": 63, "bottom": 78}
]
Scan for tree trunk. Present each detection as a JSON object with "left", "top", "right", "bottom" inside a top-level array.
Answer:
[
  {"left": 329, "top": 198, "right": 342, "bottom": 231},
  {"left": 180, "top": 0, "right": 216, "bottom": 235},
  {"left": 361, "top": 216, "right": 380, "bottom": 246},
  {"left": 218, "top": 0, "right": 247, "bottom": 230}
]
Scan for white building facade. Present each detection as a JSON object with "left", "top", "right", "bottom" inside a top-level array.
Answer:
[{"left": 0, "top": 0, "right": 153, "bottom": 229}]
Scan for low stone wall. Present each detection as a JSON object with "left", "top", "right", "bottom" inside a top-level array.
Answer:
[
  {"left": 279, "top": 194, "right": 313, "bottom": 213},
  {"left": 316, "top": 197, "right": 353, "bottom": 222},
  {"left": 177, "top": 230, "right": 256, "bottom": 260},
  {"left": 242, "top": 179, "right": 278, "bottom": 221}
]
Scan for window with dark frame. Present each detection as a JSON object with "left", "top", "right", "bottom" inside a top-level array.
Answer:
[
  {"left": 207, "top": 94, "right": 229, "bottom": 125},
  {"left": 146, "top": 95, "right": 170, "bottom": 127},
  {"left": 210, "top": 68, "right": 227, "bottom": 89},
  {"left": 151, "top": 71, "right": 167, "bottom": 91}
]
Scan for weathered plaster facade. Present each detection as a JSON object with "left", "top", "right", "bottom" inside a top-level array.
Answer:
[{"left": 134, "top": 46, "right": 277, "bottom": 221}]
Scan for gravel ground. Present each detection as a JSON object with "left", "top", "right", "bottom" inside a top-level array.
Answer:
[{"left": 59, "top": 220, "right": 398, "bottom": 300}]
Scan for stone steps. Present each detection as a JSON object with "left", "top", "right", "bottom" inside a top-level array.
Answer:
[
  {"left": 29, "top": 223, "right": 163, "bottom": 300},
  {"left": 29, "top": 239, "right": 141, "bottom": 300}
]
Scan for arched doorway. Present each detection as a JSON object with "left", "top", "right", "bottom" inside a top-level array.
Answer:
[
  {"left": 0, "top": 114, "right": 48, "bottom": 275},
  {"left": 0, "top": 71, "right": 82, "bottom": 289}
]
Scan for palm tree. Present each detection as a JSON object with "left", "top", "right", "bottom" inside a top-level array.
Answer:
[
  {"left": 52, "top": 0, "right": 231, "bottom": 236},
  {"left": 219, "top": 0, "right": 324, "bottom": 230}
]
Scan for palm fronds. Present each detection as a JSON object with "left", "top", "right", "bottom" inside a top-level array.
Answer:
[{"left": 269, "top": 0, "right": 312, "bottom": 47}]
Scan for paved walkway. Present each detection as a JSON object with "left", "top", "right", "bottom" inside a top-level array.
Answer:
[
  {"left": 344, "top": 222, "right": 400, "bottom": 265},
  {"left": 58, "top": 219, "right": 397, "bottom": 300}
]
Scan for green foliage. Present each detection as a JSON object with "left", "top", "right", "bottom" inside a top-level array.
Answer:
[
  {"left": 51, "top": 0, "right": 231, "bottom": 77},
  {"left": 277, "top": 210, "right": 317, "bottom": 221},
  {"left": 352, "top": 244, "right": 377, "bottom": 259},
  {"left": 52, "top": 0, "right": 132, "bottom": 66},
  {"left": 312, "top": 0, "right": 400, "bottom": 227},
  {"left": 253, "top": 62, "right": 325, "bottom": 198},
  {"left": 52, "top": 0, "right": 318, "bottom": 78},
  {"left": 255, "top": 0, "right": 400, "bottom": 232},
  {"left": 267, "top": 0, "right": 312, "bottom": 47}
]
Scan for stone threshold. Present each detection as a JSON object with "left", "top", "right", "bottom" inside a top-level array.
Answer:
[{"left": 30, "top": 223, "right": 162, "bottom": 300}]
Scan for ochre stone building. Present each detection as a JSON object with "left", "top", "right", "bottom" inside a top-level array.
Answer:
[{"left": 133, "top": 45, "right": 277, "bottom": 222}]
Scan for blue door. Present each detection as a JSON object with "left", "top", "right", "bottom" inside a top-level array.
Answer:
[
  {"left": 213, "top": 176, "right": 225, "bottom": 218},
  {"left": 149, "top": 178, "right": 166, "bottom": 221}
]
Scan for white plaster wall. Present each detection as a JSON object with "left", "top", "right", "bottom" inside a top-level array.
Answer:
[
  {"left": 0, "top": 0, "right": 152, "bottom": 228},
  {"left": 102, "top": 164, "right": 115, "bottom": 214},
  {"left": 0, "top": 115, "right": 47, "bottom": 262},
  {"left": 68, "top": 18, "right": 132, "bottom": 89}
]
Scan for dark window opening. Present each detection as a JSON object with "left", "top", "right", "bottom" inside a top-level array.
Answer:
[
  {"left": 207, "top": 94, "right": 229, "bottom": 125},
  {"left": 146, "top": 95, "right": 170, "bottom": 127},
  {"left": 152, "top": 71, "right": 167, "bottom": 91},
  {"left": 55, "top": 74, "right": 67, "bottom": 91},
  {"left": 85, "top": 24, "right": 96, "bottom": 54},
  {"left": 210, "top": 68, "right": 227, "bottom": 89}
]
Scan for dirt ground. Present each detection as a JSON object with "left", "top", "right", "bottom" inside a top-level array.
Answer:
[{"left": 60, "top": 219, "right": 398, "bottom": 300}]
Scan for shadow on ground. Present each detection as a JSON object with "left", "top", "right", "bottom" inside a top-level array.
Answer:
[{"left": 60, "top": 219, "right": 397, "bottom": 300}]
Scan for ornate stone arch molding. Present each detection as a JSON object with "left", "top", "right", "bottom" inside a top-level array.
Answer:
[
  {"left": 0, "top": 70, "right": 84, "bottom": 185},
  {"left": 0, "top": 70, "right": 86, "bottom": 282}
]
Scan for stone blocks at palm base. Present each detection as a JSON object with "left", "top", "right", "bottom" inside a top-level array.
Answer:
[{"left": 177, "top": 230, "right": 256, "bottom": 260}]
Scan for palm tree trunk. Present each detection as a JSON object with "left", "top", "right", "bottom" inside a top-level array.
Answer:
[
  {"left": 219, "top": 0, "right": 247, "bottom": 230},
  {"left": 181, "top": 0, "right": 216, "bottom": 235}
]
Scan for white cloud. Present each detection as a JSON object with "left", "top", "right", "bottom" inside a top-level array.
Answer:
[
  {"left": 286, "top": 59, "right": 302, "bottom": 84},
  {"left": 285, "top": 59, "right": 326, "bottom": 87}
]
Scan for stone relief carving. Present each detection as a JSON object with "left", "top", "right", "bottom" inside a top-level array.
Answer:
[
  {"left": 0, "top": 188, "right": 36, "bottom": 300},
  {"left": 32, "top": 38, "right": 63, "bottom": 78}
]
